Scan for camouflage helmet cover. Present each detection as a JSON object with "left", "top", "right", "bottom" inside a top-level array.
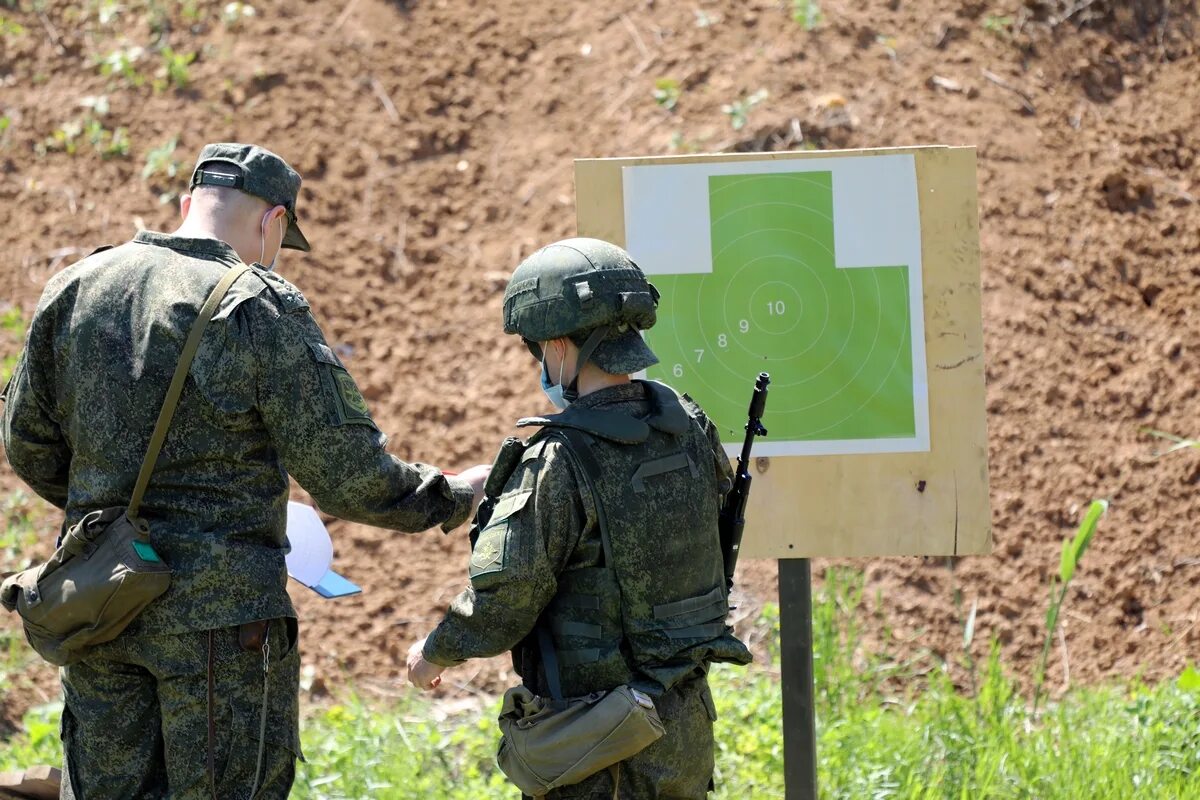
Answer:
[{"left": 503, "top": 238, "right": 660, "bottom": 374}]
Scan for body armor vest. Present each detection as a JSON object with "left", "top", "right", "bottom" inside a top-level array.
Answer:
[{"left": 511, "top": 381, "right": 752, "bottom": 697}]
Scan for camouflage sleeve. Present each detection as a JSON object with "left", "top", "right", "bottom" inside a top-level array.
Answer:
[
  {"left": 1, "top": 346, "right": 71, "bottom": 509},
  {"left": 249, "top": 300, "right": 474, "bottom": 533},
  {"left": 423, "top": 440, "right": 587, "bottom": 665}
]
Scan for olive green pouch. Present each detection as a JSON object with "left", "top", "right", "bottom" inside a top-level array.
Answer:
[
  {"left": 0, "top": 508, "right": 170, "bottom": 666},
  {"left": 0, "top": 265, "right": 250, "bottom": 666},
  {"left": 495, "top": 623, "right": 664, "bottom": 797},
  {"left": 497, "top": 682, "right": 664, "bottom": 797}
]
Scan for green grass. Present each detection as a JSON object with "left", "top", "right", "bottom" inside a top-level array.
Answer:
[
  {"left": 1, "top": 304, "right": 23, "bottom": 385},
  {"left": 4, "top": 568, "right": 1200, "bottom": 797}
]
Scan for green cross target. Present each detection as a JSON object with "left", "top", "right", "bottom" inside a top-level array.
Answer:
[{"left": 625, "top": 157, "right": 929, "bottom": 456}]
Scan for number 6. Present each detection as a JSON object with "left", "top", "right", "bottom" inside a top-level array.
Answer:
[{"left": 673, "top": 364, "right": 683, "bottom": 378}]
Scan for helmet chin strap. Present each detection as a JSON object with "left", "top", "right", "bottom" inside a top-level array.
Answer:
[{"left": 562, "top": 325, "right": 610, "bottom": 403}]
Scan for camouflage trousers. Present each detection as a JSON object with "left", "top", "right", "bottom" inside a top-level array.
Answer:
[
  {"left": 59, "top": 618, "right": 302, "bottom": 800},
  {"left": 525, "top": 677, "right": 718, "bottom": 800}
]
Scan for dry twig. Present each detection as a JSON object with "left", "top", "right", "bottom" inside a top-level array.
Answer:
[
  {"left": 370, "top": 77, "right": 400, "bottom": 125},
  {"left": 982, "top": 68, "right": 1036, "bottom": 114}
]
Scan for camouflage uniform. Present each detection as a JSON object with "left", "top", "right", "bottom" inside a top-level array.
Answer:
[
  {"left": 2, "top": 145, "right": 473, "bottom": 798},
  {"left": 424, "top": 239, "right": 752, "bottom": 799}
]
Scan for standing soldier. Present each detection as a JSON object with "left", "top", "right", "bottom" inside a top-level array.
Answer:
[
  {"left": 407, "top": 238, "right": 752, "bottom": 798},
  {"left": 1, "top": 142, "right": 489, "bottom": 799}
]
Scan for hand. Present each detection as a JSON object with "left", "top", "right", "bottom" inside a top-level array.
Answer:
[
  {"left": 457, "top": 464, "right": 492, "bottom": 514},
  {"left": 407, "top": 638, "right": 445, "bottom": 691}
]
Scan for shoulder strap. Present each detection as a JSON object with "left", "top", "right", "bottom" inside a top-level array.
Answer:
[
  {"left": 554, "top": 428, "right": 614, "bottom": 567},
  {"left": 535, "top": 427, "right": 619, "bottom": 705},
  {"left": 127, "top": 265, "right": 251, "bottom": 520}
]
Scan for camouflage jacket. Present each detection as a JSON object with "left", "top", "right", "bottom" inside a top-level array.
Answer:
[
  {"left": 1, "top": 231, "right": 474, "bottom": 634},
  {"left": 423, "top": 381, "right": 745, "bottom": 694}
]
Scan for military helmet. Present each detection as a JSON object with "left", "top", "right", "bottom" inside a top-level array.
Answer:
[{"left": 503, "top": 238, "right": 660, "bottom": 375}]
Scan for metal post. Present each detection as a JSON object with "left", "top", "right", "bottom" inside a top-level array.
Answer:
[{"left": 779, "top": 558, "right": 818, "bottom": 800}]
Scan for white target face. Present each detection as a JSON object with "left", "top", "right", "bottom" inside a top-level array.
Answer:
[{"left": 622, "top": 155, "right": 929, "bottom": 457}]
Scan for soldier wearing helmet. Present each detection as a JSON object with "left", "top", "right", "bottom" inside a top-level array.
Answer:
[{"left": 408, "top": 238, "right": 752, "bottom": 798}]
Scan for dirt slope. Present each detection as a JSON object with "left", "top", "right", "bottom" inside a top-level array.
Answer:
[{"left": 0, "top": 0, "right": 1197, "bottom": 723}]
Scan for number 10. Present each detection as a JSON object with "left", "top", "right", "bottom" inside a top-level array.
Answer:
[{"left": 767, "top": 300, "right": 786, "bottom": 316}]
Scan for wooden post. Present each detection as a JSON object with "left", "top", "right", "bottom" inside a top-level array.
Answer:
[{"left": 779, "top": 558, "right": 818, "bottom": 800}]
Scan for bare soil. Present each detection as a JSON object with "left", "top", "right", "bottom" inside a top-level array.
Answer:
[{"left": 0, "top": 0, "right": 1198, "bottom": 729}]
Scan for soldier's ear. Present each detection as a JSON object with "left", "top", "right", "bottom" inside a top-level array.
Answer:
[{"left": 179, "top": 194, "right": 192, "bottom": 221}]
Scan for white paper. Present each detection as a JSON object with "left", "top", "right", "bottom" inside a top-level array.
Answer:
[{"left": 285, "top": 501, "right": 334, "bottom": 587}]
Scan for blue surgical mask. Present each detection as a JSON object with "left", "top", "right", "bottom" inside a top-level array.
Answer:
[{"left": 541, "top": 356, "right": 570, "bottom": 410}]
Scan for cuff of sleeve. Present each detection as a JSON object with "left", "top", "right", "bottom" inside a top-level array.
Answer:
[
  {"left": 422, "top": 627, "right": 463, "bottom": 667},
  {"left": 440, "top": 476, "right": 475, "bottom": 533}
]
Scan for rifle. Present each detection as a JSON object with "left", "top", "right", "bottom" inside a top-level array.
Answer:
[{"left": 719, "top": 372, "right": 770, "bottom": 592}]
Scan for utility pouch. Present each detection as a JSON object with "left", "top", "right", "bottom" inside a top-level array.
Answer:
[
  {"left": 0, "top": 509, "right": 169, "bottom": 666},
  {"left": 495, "top": 622, "right": 664, "bottom": 797},
  {"left": 469, "top": 436, "right": 526, "bottom": 548},
  {"left": 0, "top": 265, "right": 251, "bottom": 666},
  {"left": 496, "top": 683, "right": 664, "bottom": 797}
]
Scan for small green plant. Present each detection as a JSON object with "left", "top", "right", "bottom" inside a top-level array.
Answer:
[
  {"left": 1, "top": 305, "right": 22, "bottom": 385},
  {"left": 876, "top": 33, "right": 898, "bottom": 59},
  {"left": 1144, "top": 428, "right": 1199, "bottom": 456},
  {"left": 179, "top": 0, "right": 203, "bottom": 23},
  {"left": 156, "top": 47, "right": 196, "bottom": 91},
  {"left": 0, "top": 13, "right": 25, "bottom": 36},
  {"left": 41, "top": 117, "right": 130, "bottom": 158},
  {"left": 1032, "top": 498, "right": 1108, "bottom": 715},
  {"left": 792, "top": 0, "right": 823, "bottom": 31},
  {"left": 1, "top": 306, "right": 21, "bottom": 338},
  {"left": 94, "top": 0, "right": 121, "bottom": 25},
  {"left": 0, "top": 702, "right": 62, "bottom": 771},
  {"left": 652, "top": 78, "right": 681, "bottom": 111},
  {"left": 721, "top": 88, "right": 768, "bottom": 131},
  {"left": 96, "top": 46, "right": 146, "bottom": 86},
  {"left": 86, "top": 118, "right": 130, "bottom": 158},
  {"left": 221, "top": 1, "right": 256, "bottom": 28},
  {"left": 79, "top": 94, "right": 111, "bottom": 116},
  {"left": 142, "top": 135, "right": 181, "bottom": 180},
  {"left": 42, "top": 120, "right": 85, "bottom": 156},
  {"left": 1, "top": 490, "right": 39, "bottom": 566},
  {"left": 983, "top": 14, "right": 1014, "bottom": 37}
]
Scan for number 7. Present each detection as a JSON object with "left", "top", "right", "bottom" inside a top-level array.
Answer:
[{"left": 694, "top": 349, "right": 704, "bottom": 363}]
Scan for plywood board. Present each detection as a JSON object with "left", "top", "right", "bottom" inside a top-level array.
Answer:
[{"left": 575, "top": 147, "right": 991, "bottom": 558}]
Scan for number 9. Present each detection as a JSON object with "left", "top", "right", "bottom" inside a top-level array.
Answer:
[{"left": 739, "top": 319, "right": 750, "bottom": 334}]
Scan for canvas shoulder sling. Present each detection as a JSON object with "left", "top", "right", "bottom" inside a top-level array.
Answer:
[
  {"left": 0, "top": 264, "right": 252, "bottom": 667},
  {"left": 496, "top": 428, "right": 666, "bottom": 798}
]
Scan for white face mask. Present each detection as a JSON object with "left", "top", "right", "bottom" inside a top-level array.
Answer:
[{"left": 258, "top": 210, "right": 284, "bottom": 271}]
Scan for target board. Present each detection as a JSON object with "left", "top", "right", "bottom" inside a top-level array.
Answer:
[{"left": 575, "top": 147, "right": 991, "bottom": 558}]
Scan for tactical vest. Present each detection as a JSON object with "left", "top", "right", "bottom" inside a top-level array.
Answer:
[{"left": 483, "top": 381, "right": 752, "bottom": 698}]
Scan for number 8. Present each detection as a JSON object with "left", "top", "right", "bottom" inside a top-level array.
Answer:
[{"left": 718, "top": 334, "right": 728, "bottom": 348}]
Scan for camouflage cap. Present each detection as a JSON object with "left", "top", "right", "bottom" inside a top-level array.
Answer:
[
  {"left": 189, "top": 142, "right": 311, "bottom": 252},
  {"left": 503, "top": 238, "right": 660, "bottom": 374}
]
